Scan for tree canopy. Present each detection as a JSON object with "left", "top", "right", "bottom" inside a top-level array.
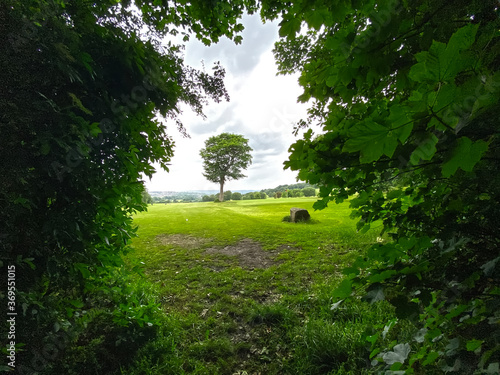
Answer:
[
  {"left": 273, "top": 0, "right": 500, "bottom": 372},
  {"left": 0, "top": 0, "right": 250, "bottom": 372},
  {"left": 200, "top": 133, "right": 253, "bottom": 201}
]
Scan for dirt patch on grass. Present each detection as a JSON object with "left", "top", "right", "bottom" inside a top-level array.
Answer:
[
  {"left": 156, "top": 234, "right": 211, "bottom": 249},
  {"left": 205, "top": 238, "right": 289, "bottom": 269},
  {"left": 156, "top": 235, "right": 300, "bottom": 270}
]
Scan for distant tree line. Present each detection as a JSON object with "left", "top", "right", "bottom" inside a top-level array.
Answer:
[
  {"left": 261, "top": 183, "right": 317, "bottom": 196},
  {"left": 273, "top": 187, "right": 316, "bottom": 198},
  {"left": 142, "top": 184, "right": 319, "bottom": 204},
  {"left": 202, "top": 190, "right": 268, "bottom": 201},
  {"left": 201, "top": 186, "right": 317, "bottom": 202}
]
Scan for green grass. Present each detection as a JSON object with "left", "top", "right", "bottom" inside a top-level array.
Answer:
[{"left": 122, "top": 198, "right": 398, "bottom": 374}]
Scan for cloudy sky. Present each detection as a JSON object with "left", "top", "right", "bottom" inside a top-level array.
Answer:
[{"left": 144, "top": 14, "right": 310, "bottom": 192}]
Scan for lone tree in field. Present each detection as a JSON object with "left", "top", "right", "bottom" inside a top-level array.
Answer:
[{"left": 200, "top": 133, "right": 252, "bottom": 202}]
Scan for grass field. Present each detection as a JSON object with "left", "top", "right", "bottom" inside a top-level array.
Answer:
[{"left": 123, "top": 198, "right": 406, "bottom": 374}]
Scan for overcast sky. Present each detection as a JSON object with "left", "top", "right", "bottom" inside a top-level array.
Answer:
[{"left": 144, "top": 14, "right": 310, "bottom": 192}]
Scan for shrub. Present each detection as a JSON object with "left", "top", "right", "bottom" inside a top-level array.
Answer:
[{"left": 302, "top": 187, "right": 316, "bottom": 197}]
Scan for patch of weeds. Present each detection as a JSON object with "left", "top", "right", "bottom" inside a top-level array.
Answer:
[{"left": 248, "top": 304, "right": 298, "bottom": 327}]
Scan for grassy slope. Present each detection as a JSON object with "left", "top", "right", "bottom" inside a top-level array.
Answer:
[{"left": 124, "top": 198, "right": 401, "bottom": 375}]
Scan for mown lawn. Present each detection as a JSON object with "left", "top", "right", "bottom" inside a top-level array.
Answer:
[{"left": 123, "top": 198, "right": 406, "bottom": 374}]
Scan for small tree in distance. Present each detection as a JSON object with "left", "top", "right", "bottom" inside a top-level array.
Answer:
[
  {"left": 231, "top": 192, "right": 242, "bottom": 200},
  {"left": 200, "top": 133, "right": 252, "bottom": 202}
]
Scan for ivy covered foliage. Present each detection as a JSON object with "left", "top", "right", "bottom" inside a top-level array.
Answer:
[
  {"left": 272, "top": 1, "right": 500, "bottom": 373},
  {"left": 0, "top": 0, "right": 252, "bottom": 372}
]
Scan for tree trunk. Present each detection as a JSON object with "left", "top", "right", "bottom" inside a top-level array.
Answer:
[{"left": 219, "top": 180, "right": 224, "bottom": 202}]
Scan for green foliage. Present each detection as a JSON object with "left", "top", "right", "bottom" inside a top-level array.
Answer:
[
  {"left": 302, "top": 187, "right": 317, "bottom": 197},
  {"left": 261, "top": 182, "right": 316, "bottom": 196},
  {"left": 141, "top": 189, "right": 153, "bottom": 204},
  {"left": 276, "top": 0, "right": 500, "bottom": 372},
  {"left": 200, "top": 133, "right": 253, "bottom": 201},
  {"left": 202, "top": 194, "right": 215, "bottom": 202},
  {"left": 231, "top": 192, "right": 242, "bottom": 200},
  {"left": 0, "top": 0, "right": 248, "bottom": 371}
]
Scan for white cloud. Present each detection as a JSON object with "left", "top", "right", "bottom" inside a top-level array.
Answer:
[{"left": 145, "top": 15, "right": 310, "bottom": 192}]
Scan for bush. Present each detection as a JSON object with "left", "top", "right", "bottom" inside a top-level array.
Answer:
[{"left": 302, "top": 187, "right": 316, "bottom": 197}]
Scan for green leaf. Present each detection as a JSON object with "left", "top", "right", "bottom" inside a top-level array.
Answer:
[
  {"left": 305, "top": 8, "right": 331, "bottom": 30},
  {"left": 74, "top": 263, "right": 91, "bottom": 278},
  {"left": 333, "top": 279, "right": 353, "bottom": 299},
  {"left": 344, "top": 120, "right": 398, "bottom": 162},
  {"left": 370, "top": 348, "right": 381, "bottom": 359},
  {"left": 409, "top": 24, "right": 478, "bottom": 83},
  {"left": 388, "top": 106, "right": 413, "bottom": 143},
  {"left": 428, "top": 83, "right": 457, "bottom": 113},
  {"left": 382, "top": 343, "right": 411, "bottom": 365},
  {"left": 363, "top": 284, "right": 385, "bottom": 303},
  {"left": 68, "top": 299, "right": 84, "bottom": 308},
  {"left": 391, "top": 295, "right": 419, "bottom": 318},
  {"left": 466, "top": 339, "right": 483, "bottom": 352},
  {"left": 422, "top": 351, "right": 440, "bottom": 366},
  {"left": 22, "top": 257, "right": 36, "bottom": 270},
  {"left": 40, "top": 142, "right": 51, "bottom": 155},
  {"left": 442, "top": 137, "right": 488, "bottom": 177},
  {"left": 410, "top": 134, "right": 438, "bottom": 164},
  {"left": 279, "top": 17, "right": 301, "bottom": 38},
  {"left": 369, "top": 270, "right": 397, "bottom": 284},
  {"left": 427, "top": 328, "right": 442, "bottom": 341},
  {"left": 89, "top": 122, "right": 102, "bottom": 137}
]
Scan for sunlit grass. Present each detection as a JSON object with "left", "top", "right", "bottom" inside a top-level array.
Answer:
[{"left": 123, "top": 198, "right": 396, "bottom": 374}]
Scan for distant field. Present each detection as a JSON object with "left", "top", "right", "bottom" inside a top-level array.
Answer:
[
  {"left": 132, "top": 197, "right": 379, "bottom": 249},
  {"left": 125, "top": 198, "right": 400, "bottom": 374}
]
